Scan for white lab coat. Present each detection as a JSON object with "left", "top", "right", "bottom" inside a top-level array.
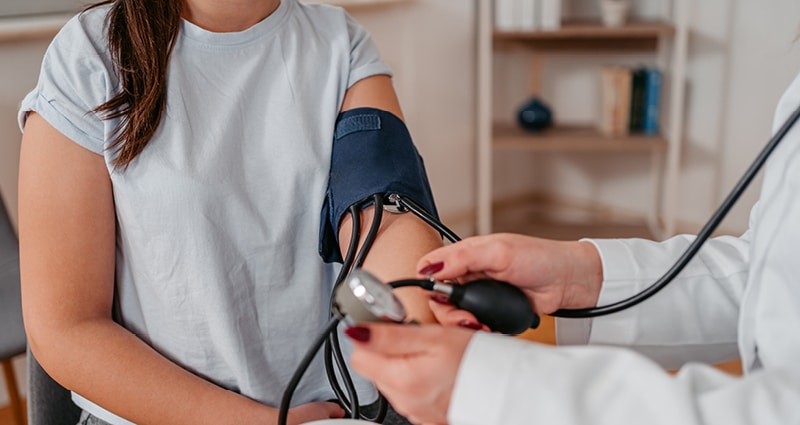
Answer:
[{"left": 448, "top": 72, "right": 800, "bottom": 425}]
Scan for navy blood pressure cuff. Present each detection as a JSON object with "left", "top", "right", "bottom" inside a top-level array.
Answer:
[{"left": 319, "top": 107, "right": 440, "bottom": 263}]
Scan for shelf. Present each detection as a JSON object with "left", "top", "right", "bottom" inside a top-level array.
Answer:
[
  {"left": 493, "top": 124, "right": 668, "bottom": 153},
  {"left": 476, "top": 0, "right": 689, "bottom": 237},
  {"left": 493, "top": 20, "right": 674, "bottom": 52}
]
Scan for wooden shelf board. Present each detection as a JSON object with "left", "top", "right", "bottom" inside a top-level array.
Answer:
[
  {"left": 495, "top": 20, "right": 674, "bottom": 40},
  {"left": 493, "top": 124, "right": 668, "bottom": 153},
  {"left": 494, "top": 20, "right": 673, "bottom": 52}
]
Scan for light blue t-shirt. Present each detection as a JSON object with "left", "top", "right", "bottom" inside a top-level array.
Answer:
[{"left": 18, "top": 0, "right": 391, "bottom": 422}]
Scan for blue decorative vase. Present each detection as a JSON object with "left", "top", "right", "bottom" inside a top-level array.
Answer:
[{"left": 516, "top": 97, "right": 553, "bottom": 132}]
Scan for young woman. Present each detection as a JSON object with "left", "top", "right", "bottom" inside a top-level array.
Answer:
[{"left": 17, "top": 0, "right": 442, "bottom": 423}]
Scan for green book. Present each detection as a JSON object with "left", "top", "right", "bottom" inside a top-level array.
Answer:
[{"left": 629, "top": 67, "right": 647, "bottom": 133}]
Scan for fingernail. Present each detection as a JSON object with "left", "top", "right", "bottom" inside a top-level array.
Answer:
[
  {"left": 429, "top": 294, "right": 452, "bottom": 305},
  {"left": 457, "top": 320, "right": 483, "bottom": 330},
  {"left": 345, "top": 326, "right": 371, "bottom": 342},
  {"left": 418, "top": 261, "right": 444, "bottom": 276}
]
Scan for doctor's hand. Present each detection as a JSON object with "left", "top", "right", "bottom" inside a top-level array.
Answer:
[
  {"left": 418, "top": 233, "right": 603, "bottom": 325},
  {"left": 347, "top": 323, "right": 475, "bottom": 425}
]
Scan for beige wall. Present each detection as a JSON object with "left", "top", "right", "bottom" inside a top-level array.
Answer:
[{"left": 350, "top": 0, "right": 477, "bottom": 234}]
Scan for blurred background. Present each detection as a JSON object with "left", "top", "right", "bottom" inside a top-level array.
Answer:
[{"left": 2, "top": 0, "right": 800, "bottom": 420}]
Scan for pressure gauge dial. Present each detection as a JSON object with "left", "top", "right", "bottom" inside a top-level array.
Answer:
[{"left": 334, "top": 269, "right": 407, "bottom": 324}]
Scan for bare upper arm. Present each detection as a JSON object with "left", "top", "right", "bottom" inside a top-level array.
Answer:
[
  {"left": 18, "top": 112, "right": 117, "bottom": 349},
  {"left": 340, "top": 74, "right": 404, "bottom": 119}
]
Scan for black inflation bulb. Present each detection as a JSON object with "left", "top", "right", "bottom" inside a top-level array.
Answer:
[{"left": 443, "top": 279, "right": 540, "bottom": 334}]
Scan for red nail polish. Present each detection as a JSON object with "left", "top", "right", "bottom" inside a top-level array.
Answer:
[
  {"left": 457, "top": 320, "right": 483, "bottom": 330},
  {"left": 418, "top": 261, "right": 444, "bottom": 276},
  {"left": 429, "top": 294, "right": 452, "bottom": 305},
  {"left": 345, "top": 326, "right": 371, "bottom": 342}
]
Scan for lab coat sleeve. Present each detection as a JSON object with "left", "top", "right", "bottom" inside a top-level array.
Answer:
[
  {"left": 448, "top": 332, "right": 800, "bottom": 425},
  {"left": 556, "top": 232, "right": 751, "bottom": 369}
]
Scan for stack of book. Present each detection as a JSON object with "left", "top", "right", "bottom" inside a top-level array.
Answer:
[
  {"left": 494, "top": 0, "right": 562, "bottom": 31},
  {"left": 597, "top": 65, "right": 662, "bottom": 137}
]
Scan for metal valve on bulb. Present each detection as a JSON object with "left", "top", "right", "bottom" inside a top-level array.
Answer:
[{"left": 334, "top": 269, "right": 540, "bottom": 335}]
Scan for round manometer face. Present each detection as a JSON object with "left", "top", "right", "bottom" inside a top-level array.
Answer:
[{"left": 342, "top": 269, "right": 407, "bottom": 323}]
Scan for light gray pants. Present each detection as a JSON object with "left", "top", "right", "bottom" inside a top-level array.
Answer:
[
  {"left": 77, "top": 411, "right": 109, "bottom": 425},
  {"left": 78, "top": 401, "right": 412, "bottom": 425}
]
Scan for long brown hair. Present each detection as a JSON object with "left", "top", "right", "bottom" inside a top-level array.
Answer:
[{"left": 89, "top": 0, "right": 182, "bottom": 168}]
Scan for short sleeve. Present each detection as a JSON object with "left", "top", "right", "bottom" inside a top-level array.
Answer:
[
  {"left": 17, "top": 8, "right": 118, "bottom": 155},
  {"left": 343, "top": 13, "right": 393, "bottom": 89}
]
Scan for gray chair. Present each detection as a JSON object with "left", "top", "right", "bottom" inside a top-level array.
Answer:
[
  {"left": 27, "top": 347, "right": 81, "bottom": 425},
  {"left": 0, "top": 193, "right": 26, "bottom": 425},
  {"left": 0, "top": 193, "right": 81, "bottom": 425}
]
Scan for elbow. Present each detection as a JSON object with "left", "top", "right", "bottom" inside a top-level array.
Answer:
[{"left": 22, "top": 299, "right": 112, "bottom": 390}]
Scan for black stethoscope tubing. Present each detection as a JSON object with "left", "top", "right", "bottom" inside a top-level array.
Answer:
[{"left": 278, "top": 194, "right": 389, "bottom": 425}]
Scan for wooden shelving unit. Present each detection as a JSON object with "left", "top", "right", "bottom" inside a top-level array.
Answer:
[{"left": 476, "top": 0, "right": 690, "bottom": 239}]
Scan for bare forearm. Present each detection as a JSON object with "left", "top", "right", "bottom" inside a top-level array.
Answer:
[
  {"left": 30, "top": 319, "right": 273, "bottom": 425},
  {"left": 340, "top": 207, "right": 443, "bottom": 323}
]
